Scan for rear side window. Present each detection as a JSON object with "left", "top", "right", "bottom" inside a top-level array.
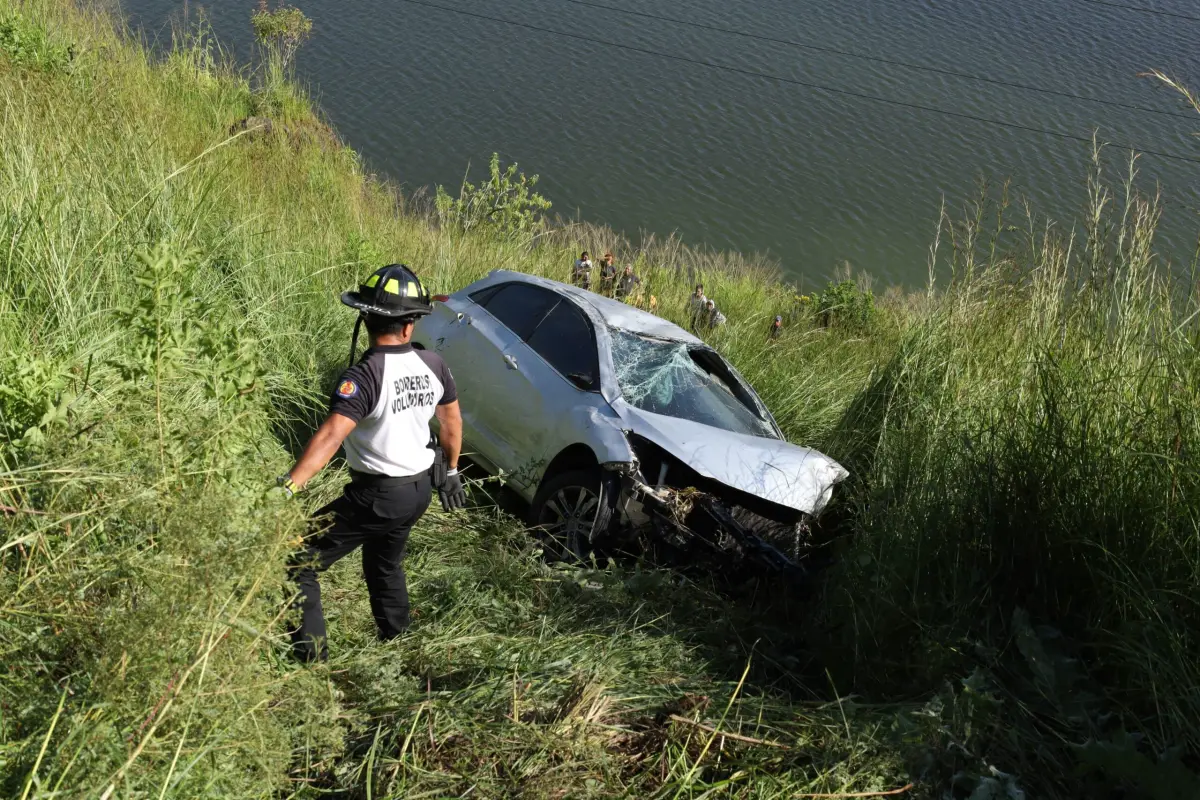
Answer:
[
  {"left": 473, "top": 283, "right": 558, "bottom": 340},
  {"left": 468, "top": 284, "right": 504, "bottom": 307},
  {"left": 527, "top": 302, "right": 600, "bottom": 390}
]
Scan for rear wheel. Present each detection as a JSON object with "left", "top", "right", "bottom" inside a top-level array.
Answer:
[{"left": 528, "top": 469, "right": 616, "bottom": 561}]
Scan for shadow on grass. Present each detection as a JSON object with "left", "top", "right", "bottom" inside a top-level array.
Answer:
[{"left": 563, "top": 558, "right": 829, "bottom": 698}]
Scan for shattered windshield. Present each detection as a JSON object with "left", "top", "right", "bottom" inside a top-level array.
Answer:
[{"left": 610, "top": 330, "right": 775, "bottom": 438}]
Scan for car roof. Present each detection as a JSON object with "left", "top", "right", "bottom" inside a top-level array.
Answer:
[{"left": 468, "top": 270, "right": 704, "bottom": 345}]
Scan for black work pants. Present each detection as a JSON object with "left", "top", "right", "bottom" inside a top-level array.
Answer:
[{"left": 288, "top": 475, "right": 432, "bottom": 662}]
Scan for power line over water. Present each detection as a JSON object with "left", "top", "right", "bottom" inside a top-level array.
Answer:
[
  {"left": 559, "top": 0, "right": 1196, "bottom": 121},
  {"left": 1072, "top": 0, "right": 1200, "bottom": 23}
]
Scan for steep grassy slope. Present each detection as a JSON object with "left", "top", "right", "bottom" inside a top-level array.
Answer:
[{"left": 2, "top": 1, "right": 1199, "bottom": 797}]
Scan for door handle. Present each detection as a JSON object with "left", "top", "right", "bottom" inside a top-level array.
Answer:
[{"left": 503, "top": 354, "right": 518, "bottom": 370}]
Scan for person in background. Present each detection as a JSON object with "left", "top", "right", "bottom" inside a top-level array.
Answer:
[
  {"left": 704, "top": 298, "right": 726, "bottom": 330},
  {"left": 598, "top": 252, "right": 617, "bottom": 295},
  {"left": 615, "top": 264, "right": 642, "bottom": 301},
  {"left": 572, "top": 251, "right": 592, "bottom": 290},
  {"left": 768, "top": 314, "right": 783, "bottom": 340},
  {"left": 687, "top": 283, "right": 707, "bottom": 331}
]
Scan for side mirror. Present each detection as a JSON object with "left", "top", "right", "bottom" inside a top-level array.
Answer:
[{"left": 567, "top": 372, "right": 594, "bottom": 391}]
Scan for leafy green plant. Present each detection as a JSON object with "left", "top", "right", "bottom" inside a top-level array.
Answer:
[
  {"left": 113, "top": 244, "right": 260, "bottom": 399},
  {"left": 436, "top": 153, "right": 553, "bottom": 239},
  {"left": 0, "top": 12, "right": 73, "bottom": 72},
  {"left": 110, "top": 243, "right": 263, "bottom": 469},
  {"left": 251, "top": 1, "right": 312, "bottom": 75},
  {"left": 0, "top": 351, "right": 73, "bottom": 456},
  {"left": 815, "top": 278, "right": 877, "bottom": 328},
  {"left": 112, "top": 244, "right": 205, "bottom": 385}
]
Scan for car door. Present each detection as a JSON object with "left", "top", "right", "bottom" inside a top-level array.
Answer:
[
  {"left": 507, "top": 297, "right": 604, "bottom": 488},
  {"left": 436, "top": 282, "right": 558, "bottom": 478}
]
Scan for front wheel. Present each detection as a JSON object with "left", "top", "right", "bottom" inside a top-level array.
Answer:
[{"left": 528, "top": 469, "right": 617, "bottom": 561}]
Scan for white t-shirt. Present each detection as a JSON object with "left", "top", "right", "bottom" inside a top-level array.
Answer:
[{"left": 329, "top": 344, "right": 457, "bottom": 477}]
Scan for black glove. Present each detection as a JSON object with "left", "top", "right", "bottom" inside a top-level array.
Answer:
[{"left": 438, "top": 468, "right": 466, "bottom": 512}]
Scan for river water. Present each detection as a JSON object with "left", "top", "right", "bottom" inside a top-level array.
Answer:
[{"left": 120, "top": 0, "right": 1200, "bottom": 286}]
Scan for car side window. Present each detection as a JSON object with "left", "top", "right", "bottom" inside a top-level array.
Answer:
[
  {"left": 468, "top": 284, "right": 503, "bottom": 307},
  {"left": 474, "top": 283, "right": 559, "bottom": 340},
  {"left": 526, "top": 301, "right": 600, "bottom": 390}
]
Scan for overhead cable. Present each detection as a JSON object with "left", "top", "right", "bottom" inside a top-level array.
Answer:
[
  {"left": 558, "top": 0, "right": 1194, "bottom": 121},
  {"left": 395, "top": 0, "right": 1200, "bottom": 166},
  {"left": 1072, "top": 0, "right": 1200, "bottom": 23}
]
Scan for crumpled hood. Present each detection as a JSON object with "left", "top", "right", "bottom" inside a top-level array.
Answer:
[{"left": 616, "top": 405, "right": 849, "bottom": 516}]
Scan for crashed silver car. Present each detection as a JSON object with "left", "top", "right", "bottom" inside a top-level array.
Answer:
[{"left": 415, "top": 270, "right": 848, "bottom": 574}]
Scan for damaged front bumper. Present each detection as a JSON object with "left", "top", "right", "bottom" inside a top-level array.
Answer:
[{"left": 604, "top": 463, "right": 812, "bottom": 579}]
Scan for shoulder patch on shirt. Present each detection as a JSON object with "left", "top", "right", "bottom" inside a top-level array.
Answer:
[{"left": 336, "top": 380, "right": 359, "bottom": 398}]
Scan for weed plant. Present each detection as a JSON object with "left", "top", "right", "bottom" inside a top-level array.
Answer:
[{"left": 1, "top": 0, "right": 1198, "bottom": 797}]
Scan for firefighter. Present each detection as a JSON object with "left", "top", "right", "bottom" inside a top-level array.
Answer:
[{"left": 276, "top": 263, "right": 466, "bottom": 662}]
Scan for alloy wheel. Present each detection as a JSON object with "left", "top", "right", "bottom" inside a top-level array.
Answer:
[{"left": 537, "top": 484, "right": 601, "bottom": 559}]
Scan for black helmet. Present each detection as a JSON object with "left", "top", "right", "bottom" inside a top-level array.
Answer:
[{"left": 340, "top": 264, "right": 432, "bottom": 318}]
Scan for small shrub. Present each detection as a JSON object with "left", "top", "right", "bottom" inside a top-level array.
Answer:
[
  {"left": 0, "top": 351, "right": 74, "bottom": 457},
  {"left": 436, "top": 153, "right": 552, "bottom": 239},
  {"left": 110, "top": 243, "right": 264, "bottom": 467},
  {"left": 0, "top": 13, "right": 74, "bottom": 72},
  {"left": 815, "top": 278, "right": 876, "bottom": 329},
  {"left": 251, "top": 1, "right": 312, "bottom": 75}
]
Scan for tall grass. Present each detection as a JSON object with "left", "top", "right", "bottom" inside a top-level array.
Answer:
[
  {"left": 819, "top": 163, "right": 1200, "bottom": 776},
  {"left": 1, "top": 0, "right": 1198, "bottom": 796}
]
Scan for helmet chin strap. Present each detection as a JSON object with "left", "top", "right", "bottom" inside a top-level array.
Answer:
[{"left": 348, "top": 314, "right": 365, "bottom": 368}]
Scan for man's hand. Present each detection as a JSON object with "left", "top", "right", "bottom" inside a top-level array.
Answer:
[
  {"left": 438, "top": 468, "right": 466, "bottom": 512},
  {"left": 267, "top": 474, "right": 298, "bottom": 502}
]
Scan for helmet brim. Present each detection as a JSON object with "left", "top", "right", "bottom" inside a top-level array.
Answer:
[{"left": 340, "top": 291, "right": 431, "bottom": 318}]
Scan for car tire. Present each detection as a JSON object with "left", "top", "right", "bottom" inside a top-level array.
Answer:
[{"left": 528, "top": 468, "right": 617, "bottom": 562}]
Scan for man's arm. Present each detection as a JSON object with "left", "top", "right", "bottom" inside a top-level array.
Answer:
[
  {"left": 286, "top": 413, "right": 358, "bottom": 489},
  {"left": 434, "top": 400, "right": 462, "bottom": 471}
]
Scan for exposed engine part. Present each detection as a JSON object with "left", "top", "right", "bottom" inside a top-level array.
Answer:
[
  {"left": 617, "top": 475, "right": 808, "bottom": 580},
  {"left": 596, "top": 423, "right": 834, "bottom": 579},
  {"left": 731, "top": 505, "right": 813, "bottom": 561}
]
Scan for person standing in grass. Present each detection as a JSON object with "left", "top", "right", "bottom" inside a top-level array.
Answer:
[
  {"left": 572, "top": 251, "right": 592, "bottom": 290},
  {"left": 615, "top": 264, "right": 642, "bottom": 301},
  {"left": 598, "top": 252, "right": 617, "bottom": 295},
  {"left": 688, "top": 283, "right": 707, "bottom": 331},
  {"left": 704, "top": 298, "right": 726, "bottom": 330},
  {"left": 276, "top": 264, "right": 466, "bottom": 663},
  {"left": 768, "top": 314, "right": 783, "bottom": 340}
]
